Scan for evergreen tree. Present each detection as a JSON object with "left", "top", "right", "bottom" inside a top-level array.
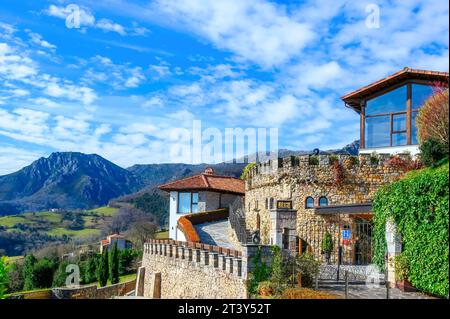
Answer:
[
  {"left": 109, "top": 242, "right": 119, "bottom": 285},
  {"left": 84, "top": 256, "right": 97, "bottom": 284},
  {"left": 22, "top": 254, "right": 37, "bottom": 291},
  {"left": 97, "top": 249, "right": 109, "bottom": 287}
]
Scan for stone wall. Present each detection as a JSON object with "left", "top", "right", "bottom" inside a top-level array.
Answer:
[
  {"left": 244, "top": 154, "right": 409, "bottom": 262},
  {"left": 51, "top": 279, "right": 136, "bottom": 299},
  {"left": 141, "top": 240, "right": 272, "bottom": 299}
]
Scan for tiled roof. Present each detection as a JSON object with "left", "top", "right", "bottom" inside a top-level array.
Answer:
[
  {"left": 108, "top": 234, "right": 125, "bottom": 239},
  {"left": 159, "top": 168, "right": 245, "bottom": 195},
  {"left": 342, "top": 67, "right": 449, "bottom": 110}
]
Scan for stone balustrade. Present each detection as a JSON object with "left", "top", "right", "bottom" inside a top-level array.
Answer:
[{"left": 144, "top": 239, "right": 244, "bottom": 278}]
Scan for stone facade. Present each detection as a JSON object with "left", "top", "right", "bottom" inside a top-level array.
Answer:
[
  {"left": 244, "top": 154, "right": 409, "bottom": 264},
  {"left": 141, "top": 240, "right": 272, "bottom": 299}
]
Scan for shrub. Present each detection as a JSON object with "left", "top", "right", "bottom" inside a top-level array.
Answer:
[
  {"left": 329, "top": 155, "right": 339, "bottom": 164},
  {"left": 385, "top": 154, "right": 423, "bottom": 172},
  {"left": 32, "top": 258, "right": 58, "bottom": 289},
  {"left": 394, "top": 254, "right": 409, "bottom": 282},
  {"left": 248, "top": 247, "right": 271, "bottom": 295},
  {"left": 269, "top": 246, "right": 285, "bottom": 295},
  {"left": 295, "top": 253, "right": 320, "bottom": 288},
  {"left": 7, "top": 262, "right": 24, "bottom": 293},
  {"left": 241, "top": 162, "right": 257, "bottom": 180},
  {"left": 419, "top": 138, "right": 449, "bottom": 167},
  {"left": 0, "top": 256, "right": 9, "bottom": 299},
  {"left": 257, "top": 281, "right": 273, "bottom": 296},
  {"left": 280, "top": 288, "right": 339, "bottom": 299},
  {"left": 321, "top": 232, "right": 333, "bottom": 254},
  {"left": 332, "top": 161, "right": 345, "bottom": 186},
  {"left": 416, "top": 88, "right": 449, "bottom": 147},
  {"left": 308, "top": 156, "right": 319, "bottom": 165},
  {"left": 373, "top": 163, "right": 449, "bottom": 297},
  {"left": 370, "top": 152, "right": 379, "bottom": 165},
  {"left": 52, "top": 261, "right": 70, "bottom": 287}
]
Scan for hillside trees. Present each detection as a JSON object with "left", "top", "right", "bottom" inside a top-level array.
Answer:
[
  {"left": 97, "top": 249, "right": 109, "bottom": 287},
  {"left": 109, "top": 243, "right": 119, "bottom": 285}
]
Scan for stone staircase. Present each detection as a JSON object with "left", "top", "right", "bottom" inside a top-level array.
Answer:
[{"left": 229, "top": 197, "right": 252, "bottom": 244}]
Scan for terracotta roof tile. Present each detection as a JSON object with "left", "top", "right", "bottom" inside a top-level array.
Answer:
[{"left": 159, "top": 168, "right": 244, "bottom": 195}]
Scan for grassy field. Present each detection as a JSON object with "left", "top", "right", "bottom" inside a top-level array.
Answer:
[
  {"left": 154, "top": 230, "right": 169, "bottom": 239},
  {"left": 0, "top": 206, "right": 118, "bottom": 240}
]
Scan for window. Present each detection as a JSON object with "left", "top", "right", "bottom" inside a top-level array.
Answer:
[
  {"left": 177, "top": 192, "right": 199, "bottom": 214},
  {"left": 269, "top": 198, "right": 274, "bottom": 210},
  {"left": 364, "top": 83, "right": 434, "bottom": 148},
  {"left": 365, "top": 85, "right": 407, "bottom": 115},
  {"left": 319, "top": 197, "right": 328, "bottom": 206},
  {"left": 412, "top": 84, "right": 434, "bottom": 109},
  {"left": 305, "top": 197, "right": 314, "bottom": 209}
]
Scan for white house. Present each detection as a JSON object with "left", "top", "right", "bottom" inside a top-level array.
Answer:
[
  {"left": 159, "top": 168, "right": 245, "bottom": 241},
  {"left": 100, "top": 233, "right": 132, "bottom": 253}
]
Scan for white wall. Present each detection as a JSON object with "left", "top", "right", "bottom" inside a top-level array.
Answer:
[
  {"left": 168, "top": 190, "right": 242, "bottom": 241},
  {"left": 359, "top": 145, "right": 420, "bottom": 156}
]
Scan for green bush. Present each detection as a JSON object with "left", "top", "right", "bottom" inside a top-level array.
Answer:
[
  {"left": 248, "top": 247, "right": 270, "bottom": 295},
  {"left": 419, "top": 138, "right": 449, "bottom": 167},
  {"left": 32, "top": 258, "right": 58, "bottom": 289},
  {"left": 52, "top": 261, "right": 69, "bottom": 287},
  {"left": 84, "top": 256, "right": 98, "bottom": 284},
  {"left": 269, "top": 246, "right": 285, "bottom": 295},
  {"left": 321, "top": 232, "right": 333, "bottom": 253},
  {"left": 295, "top": 253, "right": 320, "bottom": 288},
  {"left": 308, "top": 156, "right": 319, "bottom": 165},
  {"left": 241, "top": 162, "right": 256, "bottom": 180},
  {"left": 0, "top": 256, "right": 9, "bottom": 299},
  {"left": 373, "top": 163, "right": 449, "bottom": 297},
  {"left": 22, "top": 254, "right": 37, "bottom": 291}
]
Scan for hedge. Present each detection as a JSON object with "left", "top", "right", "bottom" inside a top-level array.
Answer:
[{"left": 373, "top": 162, "right": 449, "bottom": 297}]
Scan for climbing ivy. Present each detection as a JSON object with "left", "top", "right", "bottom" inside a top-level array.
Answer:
[{"left": 372, "top": 162, "right": 449, "bottom": 297}]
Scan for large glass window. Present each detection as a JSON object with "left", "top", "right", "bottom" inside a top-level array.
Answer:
[
  {"left": 365, "top": 116, "right": 390, "bottom": 148},
  {"left": 412, "top": 84, "right": 434, "bottom": 109},
  {"left": 178, "top": 192, "right": 199, "bottom": 214},
  {"left": 364, "top": 83, "right": 433, "bottom": 148},
  {"left": 365, "top": 85, "right": 407, "bottom": 115}
]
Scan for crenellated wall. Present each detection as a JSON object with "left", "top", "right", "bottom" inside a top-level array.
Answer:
[
  {"left": 141, "top": 239, "right": 272, "bottom": 299},
  {"left": 244, "top": 153, "right": 411, "bottom": 262}
]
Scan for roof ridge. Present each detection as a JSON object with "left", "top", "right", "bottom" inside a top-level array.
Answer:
[{"left": 201, "top": 174, "right": 210, "bottom": 188}]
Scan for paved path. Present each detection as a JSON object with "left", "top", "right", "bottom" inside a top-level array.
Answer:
[
  {"left": 319, "top": 280, "right": 434, "bottom": 299},
  {"left": 194, "top": 219, "right": 236, "bottom": 250}
]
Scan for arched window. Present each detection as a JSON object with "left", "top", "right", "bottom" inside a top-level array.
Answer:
[
  {"left": 319, "top": 197, "right": 328, "bottom": 206},
  {"left": 305, "top": 197, "right": 314, "bottom": 209}
]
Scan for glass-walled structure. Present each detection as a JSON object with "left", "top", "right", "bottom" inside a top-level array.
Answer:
[{"left": 342, "top": 68, "right": 449, "bottom": 154}]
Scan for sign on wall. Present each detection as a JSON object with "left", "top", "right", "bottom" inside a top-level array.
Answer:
[
  {"left": 342, "top": 229, "right": 351, "bottom": 239},
  {"left": 276, "top": 200, "right": 293, "bottom": 209}
]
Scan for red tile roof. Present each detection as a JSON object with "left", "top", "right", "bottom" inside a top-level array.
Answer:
[
  {"left": 159, "top": 168, "right": 245, "bottom": 195},
  {"left": 342, "top": 67, "right": 449, "bottom": 111}
]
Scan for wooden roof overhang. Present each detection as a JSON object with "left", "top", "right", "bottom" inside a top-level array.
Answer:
[{"left": 341, "top": 67, "right": 449, "bottom": 113}]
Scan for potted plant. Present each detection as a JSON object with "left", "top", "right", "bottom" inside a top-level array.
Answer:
[
  {"left": 394, "top": 254, "right": 416, "bottom": 292},
  {"left": 257, "top": 281, "right": 273, "bottom": 297},
  {"left": 321, "top": 232, "right": 334, "bottom": 264}
]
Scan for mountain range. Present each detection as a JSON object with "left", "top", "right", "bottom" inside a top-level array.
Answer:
[{"left": 0, "top": 140, "right": 359, "bottom": 216}]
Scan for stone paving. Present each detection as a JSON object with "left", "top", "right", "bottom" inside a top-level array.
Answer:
[
  {"left": 195, "top": 219, "right": 236, "bottom": 250},
  {"left": 318, "top": 280, "right": 435, "bottom": 299}
]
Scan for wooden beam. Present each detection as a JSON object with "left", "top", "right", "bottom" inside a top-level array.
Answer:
[
  {"left": 406, "top": 82, "right": 412, "bottom": 145},
  {"left": 360, "top": 102, "right": 366, "bottom": 149}
]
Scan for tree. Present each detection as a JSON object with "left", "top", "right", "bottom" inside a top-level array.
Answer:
[
  {"left": 32, "top": 258, "right": 57, "bottom": 289},
  {"left": 0, "top": 256, "right": 9, "bottom": 299},
  {"left": 84, "top": 256, "right": 98, "bottom": 284},
  {"left": 416, "top": 87, "right": 449, "bottom": 147},
  {"left": 52, "top": 260, "right": 69, "bottom": 287},
  {"left": 7, "top": 262, "right": 24, "bottom": 293},
  {"left": 97, "top": 249, "right": 109, "bottom": 287},
  {"left": 126, "top": 221, "right": 157, "bottom": 250},
  {"left": 109, "top": 242, "right": 119, "bottom": 285},
  {"left": 22, "top": 254, "right": 37, "bottom": 291},
  {"left": 118, "top": 249, "right": 139, "bottom": 275}
]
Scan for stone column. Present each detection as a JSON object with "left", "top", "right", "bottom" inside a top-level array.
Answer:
[
  {"left": 386, "top": 218, "right": 402, "bottom": 287},
  {"left": 209, "top": 252, "right": 219, "bottom": 268},
  {"left": 135, "top": 266, "right": 146, "bottom": 297}
]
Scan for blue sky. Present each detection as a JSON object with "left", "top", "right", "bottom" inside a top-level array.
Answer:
[{"left": 0, "top": 0, "right": 448, "bottom": 174}]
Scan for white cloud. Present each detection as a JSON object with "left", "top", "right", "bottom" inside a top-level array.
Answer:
[
  {"left": 96, "top": 19, "right": 127, "bottom": 36},
  {"left": 27, "top": 32, "right": 57, "bottom": 50},
  {"left": 148, "top": 0, "right": 316, "bottom": 68}
]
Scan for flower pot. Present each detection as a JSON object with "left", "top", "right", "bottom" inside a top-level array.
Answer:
[{"left": 396, "top": 279, "right": 416, "bottom": 292}]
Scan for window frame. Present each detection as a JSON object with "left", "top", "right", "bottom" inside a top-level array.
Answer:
[
  {"left": 177, "top": 192, "right": 199, "bottom": 214},
  {"left": 361, "top": 80, "right": 434, "bottom": 149},
  {"left": 319, "top": 196, "right": 328, "bottom": 207},
  {"left": 305, "top": 196, "right": 314, "bottom": 209}
]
